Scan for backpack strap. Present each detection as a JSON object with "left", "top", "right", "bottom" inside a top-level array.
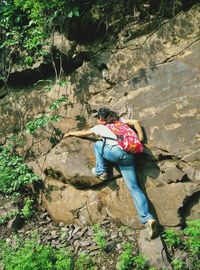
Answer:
[{"left": 101, "top": 136, "right": 117, "bottom": 155}]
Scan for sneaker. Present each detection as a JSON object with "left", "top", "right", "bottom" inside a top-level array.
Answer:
[
  {"left": 145, "top": 219, "right": 158, "bottom": 239},
  {"left": 92, "top": 167, "right": 108, "bottom": 181}
]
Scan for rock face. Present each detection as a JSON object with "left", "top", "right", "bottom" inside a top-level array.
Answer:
[
  {"left": 1, "top": 6, "right": 200, "bottom": 228},
  {"left": 138, "top": 229, "right": 170, "bottom": 269}
]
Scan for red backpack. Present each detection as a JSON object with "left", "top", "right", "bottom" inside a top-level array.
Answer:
[{"left": 106, "top": 121, "right": 143, "bottom": 154}]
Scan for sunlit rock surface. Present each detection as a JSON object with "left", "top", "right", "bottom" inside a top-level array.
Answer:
[{"left": 1, "top": 6, "right": 200, "bottom": 227}]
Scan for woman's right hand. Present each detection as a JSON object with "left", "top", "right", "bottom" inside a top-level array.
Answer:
[{"left": 63, "top": 133, "right": 71, "bottom": 138}]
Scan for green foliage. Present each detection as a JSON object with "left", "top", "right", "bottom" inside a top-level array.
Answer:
[
  {"left": 0, "top": 0, "right": 79, "bottom": 85},
  {"left": 34, "top": 79, "right": 53, "bottom": 86},
  {"left": 55, "top": 249, "right": 73, "bottom": 270},
  {"left": 34, "top": 79, "right": 53, "bottom": 92},
  {"left": 0, "top": 236, "right": 97, "bottom": 270},
  {"left": 26, "top": 80, "right": 68, "bottom": 134},
  {"left": 21, "top": 198, "right": 34, "bottom": 219},
  {"left": 1, "top": 0, "right": 196, "bottom": 87},
  {"left": 164, "top": 229, "right": 182, "bottom": 248},
  {"left": 74, "top": 253, "right": 95, "bottom": 270},
  {"left": 92, "top": 224, "right": 107, "bottom": 251},
  {"left": 57, "top": 79, "right": 69, "bottom": 87},
  {"left": 0, "top": 1, "right": 48, "bottom": 78},
  {"left": 164, "top": 219, "right": 200, "bottom": 270},
  {"left": 0, "top": 210, "right": 19, "bottom": 225},
  {"left": 133, "top": 254, "right": 148, "bottom": 270},
  {"left": 171, "top": 259, "right": 185, "bottom": 270},
  {"left": 1, "top": 237, "right": 73, "bottom": 270},
  {"left": 0, "top": 145, "right": 41, "bottom": 194},
  {"left": 0, "top": 198, "right": 34, "bottom": 226},
  {"left": 117, "top": 243, "right": 148, "bottom": 270},
  {"left": 1, "top": 238, "right": 54, "bottom": 270},
  {"left": 183, "top": 219, "right": 200, "bottom": 255},
  {"left": 26, "top": 115, "right": 62, "bottom": 134},
  {"left": 116, "top": 243, "right": 134, "bottom": 270},
  {"left": 49, "top": 96, "right": 68, "bottom": 111},
  {"left": 7, "top": 134, "right": 26, "bottom": 148},
  {"left": 67, "top": 8, "right": 79, "bottom": 18}
]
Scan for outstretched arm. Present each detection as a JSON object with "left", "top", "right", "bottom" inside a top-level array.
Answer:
[
  {"left": 63, "top": 129, "right": 94, "bottom": 138},
  {"left": 123, "top": 119, "right": 144, "bottom": 142}
]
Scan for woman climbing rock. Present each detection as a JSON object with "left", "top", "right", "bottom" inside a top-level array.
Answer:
[{"left": 64, "top": 107, "right": 158, "bottom": 239}]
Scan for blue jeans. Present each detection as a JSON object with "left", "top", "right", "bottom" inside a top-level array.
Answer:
[{"left": 94, "top": 141, "right": 154, "bottom": 224}]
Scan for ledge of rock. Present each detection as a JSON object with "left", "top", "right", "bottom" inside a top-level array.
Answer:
[{"left": 27, "top": 137, "right": 200, "bottom": 228}]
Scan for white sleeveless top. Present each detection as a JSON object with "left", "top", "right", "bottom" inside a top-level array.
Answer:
[{"left": 90, "top": 125, "right": 118, "bottom": 146}]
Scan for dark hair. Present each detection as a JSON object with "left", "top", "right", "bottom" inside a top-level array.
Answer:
[{"left": 93, "top": 107, "right": 119, "bottom": 124}]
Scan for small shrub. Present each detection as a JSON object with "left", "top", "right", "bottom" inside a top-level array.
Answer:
[
  {"left": 183, "top": 219, "right": 200, "bottom": 256},
  {"left": 133, "top": 254, "right": 148, "bottom": 270},
  {"left": 0, "top": 145, "right": 41, "bottom": 194},
  {"left": 164, "top": 219, "right": 200, "bottom": 270},
  {"left": 1, "top": 239, "right": 54, "bottom": 270},
  {"left": 75, "top": 253, "right": 95, "bottom": 270},
  {"left": 172, "top": 258, "right": 185, "bottom": 270},
  {"left": 21, "top": 198, "right": 34, "bottom": 219},
  {"left": 55, "top": 249, "right": 73, "bottom": 270},
  {"left": 26, "top": 115, "right": 62, "bottom": 134},
  {"left": 1, "top": 237, "right": 74, "bottom": 270},
  {"left": 117, "top": 243, "right": 148, "bottom": 270},
  {"left": 116, "top": 243, "right": 134, "bottom": 270},
  {"left": 164, "top": 229, "right": 182, "bottom": 248},
  {"left": 49, "top": 96, "right": 68, "bottom": 111},
  {"left": 92, "top": 224, "right": 107, "bottom": 251},
  {"left": 0, "top": 210, "right": 19, "bottom": 225}
]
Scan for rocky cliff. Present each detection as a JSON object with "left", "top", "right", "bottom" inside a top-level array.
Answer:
[{"left": 0, "top": 5, "right": 199, "bottom": 228}]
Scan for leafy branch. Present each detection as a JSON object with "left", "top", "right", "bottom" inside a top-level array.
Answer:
[{"left": 26, "top": 115, "right": 62, "bottom": 134}]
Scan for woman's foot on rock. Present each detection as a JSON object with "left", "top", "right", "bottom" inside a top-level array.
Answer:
[
  {"left": 145, "top": 219, "right": 158, "bottom": 239},
  {"left": 91, "top": 168, "right": 108, "bottom": 181}
]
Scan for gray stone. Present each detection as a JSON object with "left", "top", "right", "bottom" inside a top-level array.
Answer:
[
  {"left": 0, "top": 202, "right": 18, "bottom": 218},
  {"left": 61, "top": 227, "right": 69, "bottom": 232},
  {"left": 125, "top": 230, "right": 133, "bottom": 236},
  {"left": 87, "top": 228, "right": 94, "bottom": 236},
  {"left": 138, "top": 229, "right": 171, "bottom": 269},
  {"left": 77, "top": 227, "right": 88, "bottom": 237},
  {"left": 73, "top": 226, "right": 81, "bottom": 234},
  {"left": 181, "top": 149, "right": 200, "bottom": 162},
  {"left": 163, "top": 167, "right": 186, "bottom": 183},
  {"left": 74, "top": 242, "right": 81, "bottom": 255},
  {"left": 89, "top": 250, "right": 99, "bottom": 256},
  {"left": 181, "top": 163, "right": 200, "bottom": 181},
  {"left": 116, "top": 243, "right": 121, "bottom": 250},
  {"left": 110, "top": 232, "right": 119, "bottom": 239},
  {"left": 52, "top": 32, "right": 76, "bottom": 56},
  {"left": 119, "top": 232, "right": 123, "bottom": 237},
  {"left": 89, "top": 246, "right": 99, "bottom": 252},
  {"left": 59, "top": 222, "right": 65, "bottom": 227},
  {"left": 7, "top": 215, "right": 24, "bottom": 231},
  {"left": 81, "top": 241, "right": 91, "bottom": 247},
  {"left": 127, "top": 236, "right": 135, "bottom": 241},
  {"left": 67, "top": 229, "right": 74, "bottom": 241},
  {"left": 102, "top": 220, "right": 111, "bottom": 225},
  {"left": 50, "top": 230, "right": 59, "bottom": 239}
]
